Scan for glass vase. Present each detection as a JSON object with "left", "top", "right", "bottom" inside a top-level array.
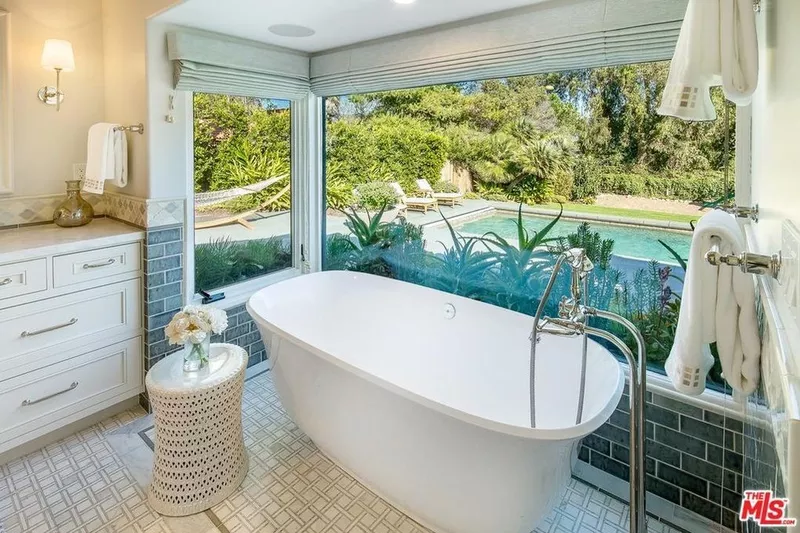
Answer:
[
  {"left": 183, "top": 337, "right": 211, "bottom": 372},
  {"left": 53, "top": 180, "right": 94, "bottom": 227}
]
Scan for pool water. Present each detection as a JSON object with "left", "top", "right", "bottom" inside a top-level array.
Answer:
[{"left": 456, "top": 214, "right": 691, "bottom": 264}]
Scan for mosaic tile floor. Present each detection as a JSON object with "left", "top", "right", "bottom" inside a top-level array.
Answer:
[{"left": 1, "top": 369, "right": 684, "bottom": 533}]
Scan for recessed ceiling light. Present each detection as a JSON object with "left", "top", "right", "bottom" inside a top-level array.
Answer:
[
  {"left": 392, "top": 0, "right": 417, "bottom": 4},
  {"left": 268, "top": 24, "right": 316, "bottom": 38}
]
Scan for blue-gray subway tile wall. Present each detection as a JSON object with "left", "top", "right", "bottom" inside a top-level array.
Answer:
[
  {"left": 140, "top": 224, "right": 185, "bottom": 409},
  {"left": 210, "top": 304, "right": 268, "bottom": 369},
  {"left": 139, "top": 226, "right": 267, "bottom": 410},
  {"left": 577, "top": 389, "right": 761, "bottom": 531}
]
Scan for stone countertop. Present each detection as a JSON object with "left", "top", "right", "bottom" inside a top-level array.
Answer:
[{"left": 0, "top": 218, "right": 145, "bottom": 264}]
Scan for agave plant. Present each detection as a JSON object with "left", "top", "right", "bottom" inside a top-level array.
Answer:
[
  {"left": 341, "top": 203, "right": 392, "bottom": 250},
  {"left": 333, "top": 203, "right": 428, "bottom": 278},
  {"left": 424, "top": 214, "right": 497, "bottom": 299},
  {"left": 479, "top": 204, "right": 563, "bottom": 313}
]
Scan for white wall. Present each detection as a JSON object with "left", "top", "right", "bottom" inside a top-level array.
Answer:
[
  {"left": 751, "top": 0, "right": 800, "bottom": 254},
  {"left": 1, "top": 0, "right": 105, "bottom": 197},
  {"left": 146, "top": 19, "right": 191, "bottom": 200},
  {"left": 100, "top": 0, "right": 183, "bottom": 199}
]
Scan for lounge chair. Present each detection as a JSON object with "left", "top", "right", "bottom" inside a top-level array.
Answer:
[
  {"left": 416, "top": 179, "right": 463, "bottom": 207},
  {"left": 390, "top": 182, "right": 438, "bottom": 214}
]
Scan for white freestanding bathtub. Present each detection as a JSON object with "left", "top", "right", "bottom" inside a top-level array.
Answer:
[{"left": 247, "top": 271, "right": 624, "bottom": 533}]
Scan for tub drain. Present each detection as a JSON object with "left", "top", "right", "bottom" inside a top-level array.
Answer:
[{"left": 443, "top": 303, "right": 456, "bottom": 319}]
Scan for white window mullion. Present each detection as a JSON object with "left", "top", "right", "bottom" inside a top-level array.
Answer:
[
  {"left": 183, "top": 92, "right": 197, "bottom": 306},
  {"left": 291, "top": 94, "right": 323, "bottom": 274},
  {"left": 306, "top": 95, "right": 324, "bottom": 273}
]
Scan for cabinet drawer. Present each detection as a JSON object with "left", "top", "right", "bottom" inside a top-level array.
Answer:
[
  {"left": 0, "top": 278, "right": 141, "bottom": 371},
  {"left": 0, "top": 258, "right": 47, "bottom": 300},
  {"left": 0, "top": 337, "right": 141, "bottom": 447},
  {"left": 53, "top": 242, "right": 140, "bottom": 288}
]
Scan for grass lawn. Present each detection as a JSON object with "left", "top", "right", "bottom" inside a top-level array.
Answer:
[{"left": 534, "top": 202, "right": 700, "bottom": 224}]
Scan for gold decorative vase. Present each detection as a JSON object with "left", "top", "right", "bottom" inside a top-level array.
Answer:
[{"left": 53, "top": 180, "right": 94, "bottom": 227}]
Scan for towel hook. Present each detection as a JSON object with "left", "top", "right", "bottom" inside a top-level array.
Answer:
[
  {"left": 720, "top": 204, "right": 759, "bottom": 223},
  {"left": 114, "top": 123, "right": 144, "bottom": 135},
  {"left": 706, "top": 236, "right": 781, "bottom": 280}
]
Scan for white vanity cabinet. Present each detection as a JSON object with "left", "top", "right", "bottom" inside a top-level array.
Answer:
[{"left": 0, "top": 219, "right": 145, "bottom": 456}]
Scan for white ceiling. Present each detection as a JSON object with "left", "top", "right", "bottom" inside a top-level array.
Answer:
[{"left": 156, "top": 0, "right": 552, "bottom": 53}]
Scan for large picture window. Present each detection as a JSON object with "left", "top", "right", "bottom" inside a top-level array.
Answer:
[
  {"left": 323, "top": 61, "right": 734, "bottom": 387},
  {"left": 192, "top": 94, "right": 293, "bottom": 295}
]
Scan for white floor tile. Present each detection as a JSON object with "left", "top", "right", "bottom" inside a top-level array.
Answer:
[{"left": 1, "top": 371, "right": 689, "bottom": 533}]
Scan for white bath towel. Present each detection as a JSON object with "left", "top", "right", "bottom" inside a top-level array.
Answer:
[
  {"left": 658, "top": 0, "right": 758, "bottom": 121},
  {"left": 82, "top": 123, "right": 128, "bottom": 194},
  {"left": 665, "top": 210, "right": 761, "bottom": 396}
]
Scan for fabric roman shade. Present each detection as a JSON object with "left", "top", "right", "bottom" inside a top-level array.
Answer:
[
  {"left": 310, "top": 0, "right": 688, "bottom": 97},
  {"left": 167, "top": 29, "right": 310, "bottom": 100}
]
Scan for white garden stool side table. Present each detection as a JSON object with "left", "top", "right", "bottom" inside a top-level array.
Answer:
[{"left": 145, "top": 343, "right": 248, "bottom": 516}]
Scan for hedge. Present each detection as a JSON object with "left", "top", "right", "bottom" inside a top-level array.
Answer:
[
  {"left": 571, "top": 158, "right": 725, "bottom": 202},
  {"left": 327, "top": 116, "right": 448, "bottom": 192}
]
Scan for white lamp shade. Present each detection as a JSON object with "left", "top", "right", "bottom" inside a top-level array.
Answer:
[{"left": 41, "top": 39, "right": 75, "bottom": 72}]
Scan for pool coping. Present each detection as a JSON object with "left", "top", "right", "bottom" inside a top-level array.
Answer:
[
  {"left": 495, "top": 204, "right": 696, "bottom": 233},
  {"left": 420, "top": 206, "right": 494, "bottom": 229},
  {"left": 422, "top": 204, "right": 696, "bottom": 234}
]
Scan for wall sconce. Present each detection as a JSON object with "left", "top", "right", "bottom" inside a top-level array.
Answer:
[{"left": 37, "top": 39, "right": 75, "bottom": 112}]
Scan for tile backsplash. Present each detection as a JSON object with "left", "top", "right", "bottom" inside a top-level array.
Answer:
[
  {"left": 0, "top": 193, "right": 184, "bottom": 229},
  {"left": 578, "top": 388, "right": 747, "bottom": 531},
  {"left": 0, "top": 193, "right": 103, "bottom": 227}
]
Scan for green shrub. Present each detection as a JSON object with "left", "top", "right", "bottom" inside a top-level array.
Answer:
[
  {"left": 355, "top": 182, "right": 399, "bottom": 210},
  {"left": 508, "top": 178, "right": 553, "bottom": 205},
  {"left": 475, "top": 184, "right": 509, "bottom": 202},
  {"left": 326, "top": 178, "right": 355, "bottom": 210},
  {"left": 550, "top": 171, "right": 574, "bottom": 201},
  {"left": 193, "top": 94, "right": 291, "bottom": 213},
  {"left": 326, "top": 161, "right": 356, "bottom": 210},
  {"left": 432, "top": 181, "right": 460, "bottom": 193},
  {"left": 195, "top": 237, "right": 291, "bottom": 292},
  {"left": 326, "top": 120, "right": 378, "bottom": 183},
  {"left": 569, "top": 162, "right": 725, "bottom": 203},
  {"left": 327, "top": 116, "right": 448, "bottom": 192},
  {"left": 571, "top": 157, "right": 602, "bottom": 201},
  {"left": 555, "top": 222, "right": 615, "bottom": 270}
]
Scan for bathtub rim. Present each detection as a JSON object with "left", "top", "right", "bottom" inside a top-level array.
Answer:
[{"left": 247, "top": 272, "right": 625, "bottom": 442}]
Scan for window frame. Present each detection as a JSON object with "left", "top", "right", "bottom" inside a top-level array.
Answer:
[
  {"left": 185, "top": 93, "right": 324, "bottom": 310},
  {"left": 316, "top": 85, "right": 754, "bottom": 412}
]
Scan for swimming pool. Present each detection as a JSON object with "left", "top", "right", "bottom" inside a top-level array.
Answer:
[{"left": 456, "top": 213, "right": 691, "bottom": 264}]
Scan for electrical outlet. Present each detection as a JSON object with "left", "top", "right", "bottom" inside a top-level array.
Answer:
[{"left": 73, "top": 163, "right": 86, "bottom": 182}]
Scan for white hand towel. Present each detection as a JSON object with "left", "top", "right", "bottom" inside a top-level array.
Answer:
[
  {"left": 83, "top": 123, "right": 128, "bottom": 194},
  {"left": 658, "top": 0, "right": 758, "bottom": 121},
  {"left": 665, "top": 210, "right": 761, "bottom": 396}
]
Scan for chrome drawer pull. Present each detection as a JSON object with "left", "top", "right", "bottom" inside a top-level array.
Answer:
[
  {"left": 21, "top": 317, "right": 78, "bottom": 337},
  {"left": 21, "top": 381, "right": 79, "bottom": 406},
  {"left": 0, "top": 277, "right": 11, "bottom": 286},
  {"left": 83, "top": 258, "right": 116, "bottom": 269}
]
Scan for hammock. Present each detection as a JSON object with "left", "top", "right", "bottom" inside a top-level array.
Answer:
[
  {"left": 195, "top": 184, "right": 291, "bottom": 231},
  {"left": 194, "top": 174, "right": 288, "bottom": 208}
]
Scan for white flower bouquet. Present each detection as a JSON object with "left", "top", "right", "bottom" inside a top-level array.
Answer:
[{"left": 166, "top": 305, "right": 228, "bottom": 371}]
